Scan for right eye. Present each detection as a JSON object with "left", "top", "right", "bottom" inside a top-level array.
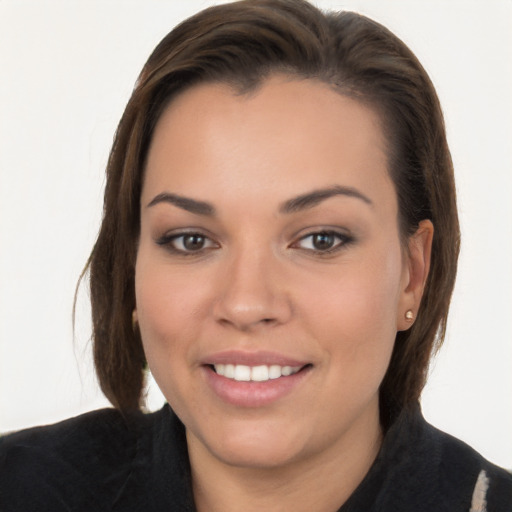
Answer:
[{"left": 157, "top": 232, "right": 218, "bottom": 254}]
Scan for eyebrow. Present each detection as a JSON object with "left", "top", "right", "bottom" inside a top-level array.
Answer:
[
  {"left": 279, "top": 185, "right": 373, "bottom": 214},
  {"left": 146, "top": 192, "right": 215, "bottom": 216},
  {"left": 146, "top": 185, "right": 372, "bottom": 217}
]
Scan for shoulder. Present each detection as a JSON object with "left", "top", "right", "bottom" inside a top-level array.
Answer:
[
  {"left": 0, "top": 407, "right": 142, "bottom": 468},
  {"left": 358, "top": 405, "right": 512, "bottom": 512},
  {"left": 0, "top": 408, "right": 151, "bottom": 511},
  {"left": 423, "top": 420, "right": 512, "bottom": 511}
]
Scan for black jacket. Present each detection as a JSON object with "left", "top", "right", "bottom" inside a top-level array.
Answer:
[{"left": 1, "top": 404, "right": 511, "bottom": 511}]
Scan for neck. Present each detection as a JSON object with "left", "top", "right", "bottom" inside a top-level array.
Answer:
[{"left": 188, "top": 403, "right": 383, "bottom": 512}]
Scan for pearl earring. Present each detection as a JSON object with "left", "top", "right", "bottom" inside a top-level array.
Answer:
[{"left": 405, "top": 310, "right": 414, "bottom": 321}]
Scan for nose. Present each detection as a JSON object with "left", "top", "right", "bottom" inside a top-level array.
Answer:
[{"left": 213, "top": 246, "right": 292, "bottom": 331}]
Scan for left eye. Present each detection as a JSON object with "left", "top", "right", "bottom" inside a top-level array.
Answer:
[{"left": 295, "top": 231, "right": 349, "bottom": 252}]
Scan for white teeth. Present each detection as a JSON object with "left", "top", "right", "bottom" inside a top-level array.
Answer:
[
  {"left": 234, "top": 365, "right": 251, "bottom": 381},
  {"left": 213, "top": 363, "right": 302, "bottom": 382},
  {"left": 224, "top": 364, "right": 235, "bottom": 378},
  {"left": 281, "top": 366, "right": 293, "bottom": 376},
  {"left": 268, "top": 365, "right": 281, "bottom": 379},
  {"left": 251, "top": 365, "right": 269, "bottom": 382}
]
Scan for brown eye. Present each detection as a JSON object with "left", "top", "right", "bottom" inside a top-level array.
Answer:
[
  {"left": 312, "top": 233, "right": 336, "bottom": 250},
  {"left": 182, "top": 234, "right": 206, "bottom": 251},
  {"left": 156, "top": 232, "right": 218, "bottom": 254},
  {"left": 295, "top": 231, "right": 352, "bottom": 253}
]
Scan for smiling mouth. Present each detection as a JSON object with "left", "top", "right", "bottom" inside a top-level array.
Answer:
[{"left": 210, "top": 363, "right": 311, "bottom": 382}]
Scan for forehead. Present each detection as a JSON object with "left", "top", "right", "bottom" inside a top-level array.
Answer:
[{"left": 142, "top": 76, "right": 393, "bottom": 211}]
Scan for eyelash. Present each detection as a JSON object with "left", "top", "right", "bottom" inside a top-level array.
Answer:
[
  {"left": 156, "top": 232, "right": 218, "bottom": 255},
  {"left": 292, "top": 230, "right": 353, "bottom": 255},
  {"left": 155, "top": 229, "right": 353, "bottom": 256}
]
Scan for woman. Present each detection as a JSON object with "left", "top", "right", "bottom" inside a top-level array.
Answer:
[{"left": 1, "top": 1, "right": 511, "bottom": 510}]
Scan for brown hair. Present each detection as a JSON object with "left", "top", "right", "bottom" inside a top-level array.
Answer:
[{"left": 85, "top": 0, "right": 459, "bottom": 423}]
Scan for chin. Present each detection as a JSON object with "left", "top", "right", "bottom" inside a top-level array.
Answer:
[
  {"left": 191, "top": 417, "right": 309, "bottom": 470},
  {"left": 211, "top": 438, "right": 302, "bottom": 470}
]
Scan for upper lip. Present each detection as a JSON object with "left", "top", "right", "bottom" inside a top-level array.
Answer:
[{"left": 202, "top": 350, "right": 309, "bottom": 367}]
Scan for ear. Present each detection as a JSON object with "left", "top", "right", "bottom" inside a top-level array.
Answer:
[{"left": 397, "top": 219, "right": 434, "bottom": 331}]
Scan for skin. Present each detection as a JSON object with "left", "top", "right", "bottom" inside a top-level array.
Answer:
[{"left": 135, "top": 76, "right": 432, "bottom": 512}]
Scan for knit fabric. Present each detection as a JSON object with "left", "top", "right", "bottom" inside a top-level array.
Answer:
[{"left": 1, "top": 404, "right": 511, "bottom": 511}]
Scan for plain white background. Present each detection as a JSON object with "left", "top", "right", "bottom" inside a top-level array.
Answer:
[{"left": 1, "top": 1, "right": 511, "bottom": 468}]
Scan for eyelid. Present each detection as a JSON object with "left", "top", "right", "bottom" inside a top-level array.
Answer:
[
  {"left": 291, "top": 229, "right": 354, "bottom": 253},
  {"left": 155, "top": 229, "right": 220, "bottom": 255},
  {"left": 154, "top": 227, "right": 353, "bottom": 256}
]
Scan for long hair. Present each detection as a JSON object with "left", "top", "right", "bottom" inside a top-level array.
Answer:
[{"left": 85, "top": 0, "right": 459, "bottom": 424}]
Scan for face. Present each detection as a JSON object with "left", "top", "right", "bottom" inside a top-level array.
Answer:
[{"left": 135, "top": 76, "right": 426, "bottom": 470}]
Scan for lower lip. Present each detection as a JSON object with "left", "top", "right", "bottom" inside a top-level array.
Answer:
[{"left": 202, "top": 365, "right": 311, "bottom": 407}]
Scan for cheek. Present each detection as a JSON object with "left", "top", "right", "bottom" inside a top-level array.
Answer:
[
  {"left": 309, "top": 247, "right": 403, "bottom": 327},
  {"left": 134, "top": 254, "right": 204, "bottom": 365},
  {"left": 134, "top": 258, "right": 204, "bottom": 409},
  {"left": 302, "top": 244, "right": 404, "bottom": 369}
]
